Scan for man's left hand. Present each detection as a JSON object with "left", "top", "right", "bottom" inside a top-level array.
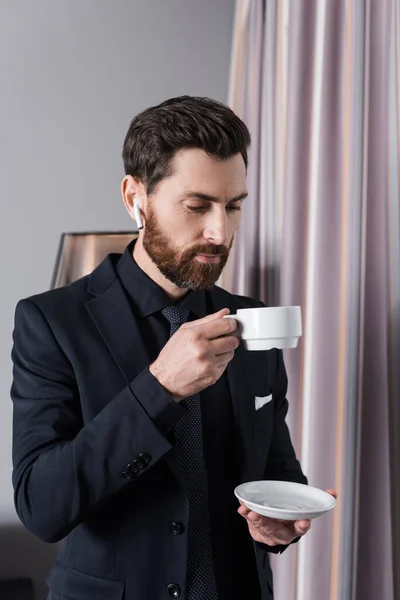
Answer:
[{"left": 238, "top": 488, "right": 337, "bottom": 546}]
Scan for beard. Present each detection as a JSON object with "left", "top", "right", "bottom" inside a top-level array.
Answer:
[{"left": 142, "top": 206, "right": 233, "bottom": 291}]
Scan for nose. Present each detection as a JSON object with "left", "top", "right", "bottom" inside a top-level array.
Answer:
[{"left": 203, "top": 207, "right": 229, "bottom": 246}]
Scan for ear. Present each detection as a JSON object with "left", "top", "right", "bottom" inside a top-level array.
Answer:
[{"left": 121, "top": 176, "right": 147, "bottom": 225}]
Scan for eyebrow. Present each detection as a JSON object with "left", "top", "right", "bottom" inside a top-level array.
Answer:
[{"left": 183, "top": 191, "right": 248, "bottom": 203}]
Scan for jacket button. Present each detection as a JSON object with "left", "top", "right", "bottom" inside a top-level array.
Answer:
[
  {"left": 122, "top": 460, "right": 140, "bottom": 480},
  {"left": 169, "top": 522, "right": 184, "bottom": 536},
  {"left": 136, "top": 453, "right": 152, "bottom": 470},
  {"left": 136, "top": 457, "right": 147, "bottom": 470},
  {"left": 167, "top": 583, "right": 181, "bottom": 597},
  {"left": 141, "top": 452, "right": 151, "bottom": 465}
]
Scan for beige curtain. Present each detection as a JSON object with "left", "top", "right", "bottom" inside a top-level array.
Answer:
[{"left": 220, "top": 1, "right": 400, "bottom": 599}]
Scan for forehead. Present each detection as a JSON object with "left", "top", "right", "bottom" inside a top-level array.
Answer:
[{"left": 167, "top": 148, "right": 247, "bottom": 196}]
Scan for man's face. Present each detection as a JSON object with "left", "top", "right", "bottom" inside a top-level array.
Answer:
[{"left": 142, "top": 148, "right": 247, "bottom": 290}]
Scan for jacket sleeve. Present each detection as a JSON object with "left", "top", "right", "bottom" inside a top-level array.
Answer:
[
  {"left": 11, "top": 298, "right": 183, "bottom": 544},
  {"left": 258, "top": 349, "right": 308, "bottom": 555}
]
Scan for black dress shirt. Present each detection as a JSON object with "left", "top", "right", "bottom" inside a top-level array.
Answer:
[{"left": 116, "top": 242, "right": 261, "bottom": 600}]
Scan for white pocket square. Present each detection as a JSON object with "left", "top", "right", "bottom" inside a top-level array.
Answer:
[{"left": 255, "top": 394, "right": 273, "bottom": 410}]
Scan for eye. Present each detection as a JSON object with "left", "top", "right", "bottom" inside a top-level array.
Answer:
[
  {"left": 186, "top": 205, "right": 207, "bottom": 213},
  {"left": 227, "top": 204, "right": 241, "bottom": 212}
]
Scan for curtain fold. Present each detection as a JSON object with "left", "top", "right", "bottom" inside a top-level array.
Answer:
[{"left": 220, "top": 1, "right": 399, "bottom": 598}]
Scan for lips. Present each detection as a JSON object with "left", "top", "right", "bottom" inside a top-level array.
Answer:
[{"left": 195, "top": 254, "right": 222, "bottom": 264}]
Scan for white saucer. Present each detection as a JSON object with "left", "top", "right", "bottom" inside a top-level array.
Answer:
[{"left": 234, "top": 480, "right": 336, "bottom": 521}]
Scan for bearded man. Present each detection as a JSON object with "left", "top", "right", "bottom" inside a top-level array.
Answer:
[{"left": 11, "top": 96, "right": 314, "bottom": 600}]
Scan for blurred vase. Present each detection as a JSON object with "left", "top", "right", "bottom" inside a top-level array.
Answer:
[{"left": 51, "top": 231, "right": 138, "bottom": 289}]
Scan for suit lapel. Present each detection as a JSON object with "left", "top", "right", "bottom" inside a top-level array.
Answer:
[{"left": 85, "top": 278, "right": 150, "bottom": 385}]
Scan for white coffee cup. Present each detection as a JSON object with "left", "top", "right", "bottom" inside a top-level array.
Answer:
[{"left": 224, "top": 306, "right": 302, "bottom": 351}]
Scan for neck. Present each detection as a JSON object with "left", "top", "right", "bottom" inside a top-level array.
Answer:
[{"left": 133, "top": 236, "right": 189, "bottom": 301}]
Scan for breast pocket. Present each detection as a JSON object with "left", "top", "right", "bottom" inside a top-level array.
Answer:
[
  {"left": 251, "top": 376, "right": 273, "bottom": 420},
  {"left": 255, "top": 394, "right": 273, "bottom": 411},
  {"left": 250, "top": 368, "right": 274, "bottom": 426}
]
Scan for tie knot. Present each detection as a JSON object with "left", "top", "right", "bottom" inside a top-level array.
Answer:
[{"left": 162, "top": 305, "right": 190, "bottom": 327}]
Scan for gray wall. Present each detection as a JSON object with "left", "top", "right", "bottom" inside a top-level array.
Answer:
[{"left": 0, "top": 0, "right": 234, "bottom": 596}]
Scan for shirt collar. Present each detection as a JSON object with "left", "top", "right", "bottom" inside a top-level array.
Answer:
[{"left": 116, "top": 240, "right": 207, "bottom": 319}]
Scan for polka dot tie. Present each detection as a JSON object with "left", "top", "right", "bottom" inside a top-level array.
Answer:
[{"left": 162, "top": 305, "right": 219, "bottom": 600}]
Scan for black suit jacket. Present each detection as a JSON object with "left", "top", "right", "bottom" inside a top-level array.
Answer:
[{"left": 11, "top": 251, "right": 307, "bottom": 600}]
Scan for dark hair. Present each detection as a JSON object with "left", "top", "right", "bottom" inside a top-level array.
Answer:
[{"left": 122, "top": 95, "right": 251, "bottom": 196}]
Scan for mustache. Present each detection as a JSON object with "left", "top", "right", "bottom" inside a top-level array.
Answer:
[{"left": 185, "top": 244, "right": 230, "bottom": 258}]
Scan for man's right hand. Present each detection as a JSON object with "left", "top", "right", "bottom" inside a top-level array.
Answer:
[{"left": 149, "top": 308, "right": 239, "bottom": 402}]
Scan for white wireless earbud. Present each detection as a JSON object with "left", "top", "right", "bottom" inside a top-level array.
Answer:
[{"left": 133, "top": 197, "right": 144, "bottom": 230}]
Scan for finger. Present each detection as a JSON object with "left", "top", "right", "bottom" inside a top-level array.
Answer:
[
  {"left": 211, "top": 351, "right": 235, "bottom": 371},
  {"left": 209, "top": 334, "right": 241, "bottom": 355},
  {"left": 238, "top": 505, "right": 250, "bottom": 517},
  {"left": 189, "top": 308, "right": 230, "bottom": 326},
  {"left": 293, "top": 519, "right": 312, "bottom": 535},
  {"left": 246, "top": 511, "right": 263, "bottom": 525},
  {"left": 324, "top": 488, "right": 337, "bottom": 499},
  {"left": 237, "top": 501, "right": 250, "bottom": 516},
  {"left": 199, "top": 315, "right": 238, "bottom": 340},
  {"left": 245, "top": 513, "right": 277, "bottom": 531}
]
